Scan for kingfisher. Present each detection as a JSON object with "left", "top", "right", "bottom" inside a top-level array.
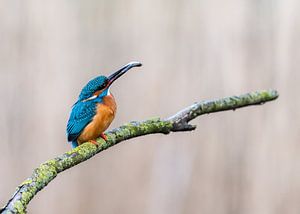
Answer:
[{"left": 66, "top": 61, "right": 142, "bottom": 148}]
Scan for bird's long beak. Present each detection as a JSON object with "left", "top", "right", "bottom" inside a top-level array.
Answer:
[{"left": 107, "top": 61, "right": 142, "bottom": 87}]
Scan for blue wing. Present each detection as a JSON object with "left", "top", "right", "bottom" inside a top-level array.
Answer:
[{"left": 66, "top": 100, "right": 97, "bottom": 142}]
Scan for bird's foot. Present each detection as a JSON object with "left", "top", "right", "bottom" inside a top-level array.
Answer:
[
  {"left": 88, "top": 140, "right": 99, "bottom": 147},
  {"left": 100, "top": 133, "right": 108, "bottom": 141}
]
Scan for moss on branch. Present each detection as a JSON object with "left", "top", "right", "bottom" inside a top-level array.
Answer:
[{"left": 1, "top": 89, "right": 278, "bottom": 214}]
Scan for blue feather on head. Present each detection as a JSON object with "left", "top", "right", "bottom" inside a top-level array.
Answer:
[{"left": 78, "top": 76, "right": 108, "bottom": 101}]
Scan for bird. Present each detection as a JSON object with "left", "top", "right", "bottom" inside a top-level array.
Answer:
[{"left": 66, "top": 61, "right": 142, "bottom": 148}]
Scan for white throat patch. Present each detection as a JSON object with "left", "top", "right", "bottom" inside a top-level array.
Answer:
[
  {"left": 82, "top": 87, "right": 111, "bottom": 102},
  {"left": 83, "top": 95, "right": 97, "bottom": 102}
]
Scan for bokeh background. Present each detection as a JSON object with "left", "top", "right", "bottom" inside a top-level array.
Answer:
[{"left": 0, "top": 0, "right": 299, "bottom": 213}]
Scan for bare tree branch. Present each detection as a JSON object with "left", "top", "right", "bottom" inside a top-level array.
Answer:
[{"left": 1, "top": 89, "right": 278, "bottom": 214}]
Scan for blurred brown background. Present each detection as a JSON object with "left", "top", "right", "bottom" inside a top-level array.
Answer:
[{"left": 0, "top": 0, "right": 299, "bottom": 213}]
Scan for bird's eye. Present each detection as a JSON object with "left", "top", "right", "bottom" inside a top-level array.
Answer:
[
  {"left": 103, "top": 79, "right": 109, "bottom": 87},
  {"left": 99, "top": 81, "right": 108, "bottom": 90}
]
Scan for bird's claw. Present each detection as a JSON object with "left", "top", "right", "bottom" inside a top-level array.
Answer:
[
  {"left": 100, "top": 133, "right": 108, "bottom": 141},
  {"left": 88, "top": 140, "right": 99, "bottom": 147}
]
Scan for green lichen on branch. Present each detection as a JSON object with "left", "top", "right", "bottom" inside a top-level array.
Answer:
[
  {"left": 195, "top": 90, "right": 279, "bottom": 115},
  {"left": 1, "top": 89, "right": 278, "bottom": 214},
  {"left": 168, "top": 89, "right": 278, "bottom": 131}
]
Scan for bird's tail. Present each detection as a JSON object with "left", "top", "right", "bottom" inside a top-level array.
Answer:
[{"left": 70, "top": 141, "right": 78, "bottom": 148}]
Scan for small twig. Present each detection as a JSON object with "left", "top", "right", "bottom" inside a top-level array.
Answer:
[{"left": 1, "top": 89, "right": 278, "bottom": 214}]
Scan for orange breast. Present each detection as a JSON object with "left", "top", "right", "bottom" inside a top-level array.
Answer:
[{"left": 77, "top": 95, "right": 117, "bottom": 144}]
